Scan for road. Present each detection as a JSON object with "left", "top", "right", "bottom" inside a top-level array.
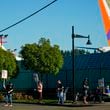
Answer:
[{"left": 1, "top": 102, "right": 110, "bottom": 110}]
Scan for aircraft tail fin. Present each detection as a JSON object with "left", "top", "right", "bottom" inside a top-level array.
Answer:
[{"left": 98, "top": 0, "right": 110, "bottom": 45}]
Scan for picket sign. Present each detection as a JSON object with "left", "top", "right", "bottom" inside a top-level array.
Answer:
[{"left": 1, "top": 70, "right": 8, "bottom": 79}]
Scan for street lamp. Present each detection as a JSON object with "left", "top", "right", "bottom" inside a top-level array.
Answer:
[{"left": 71, "top": 26, "right": 92, "bottom": 101}]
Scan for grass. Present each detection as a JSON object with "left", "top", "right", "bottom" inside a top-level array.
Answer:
[
  {"left": 13, "top": 99, "right": 58, "bottom": 104},
  {"left": 13, "top": 99, "right": 73, "bottom": 105}
]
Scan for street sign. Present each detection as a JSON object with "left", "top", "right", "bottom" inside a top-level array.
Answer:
[
  {"left": 33, "top": 73, "right": 39, "bottom": 83},
  {"left": 1, "top": 70, "right": 8, "bottom": 79}
]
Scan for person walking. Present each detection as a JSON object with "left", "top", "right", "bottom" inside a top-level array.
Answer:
[
  {"left": 37, "top": 80, "right": 43, "bottom": 103},
  {"left": 56, "top": 80, "right": 64, "bottom": 104},
  {"left": 4, "top": 82, "right": 13, "bottom": 107},
  {"left": 82, "top": 78, "right": 89, "bottom": 104}
]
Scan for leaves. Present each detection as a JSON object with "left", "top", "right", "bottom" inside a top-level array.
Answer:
[
  {"left": 20, "top": 38, "right": 63, "bottom": 75},
  {"left": 0, "top": 48, "right": 18, "bottom": 79}
]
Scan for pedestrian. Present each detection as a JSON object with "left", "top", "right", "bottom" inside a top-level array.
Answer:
[
  {"left": 93, "top": 86, "right": 102, "bottom": 103},
  {"left": 56, "top": 80, "right": 64, "bottom": 104},
  {"left": 37, "top": 80, "right": 43, "bottom": 103},
  {"left": 4, "top": 82, "right": 13, "bottom": 107},
  {"left": 82, "top": 78, "right": 89, "bottom": 104},
  {"left": 104, "top": 85, "right": 110, "bottom": 96}
]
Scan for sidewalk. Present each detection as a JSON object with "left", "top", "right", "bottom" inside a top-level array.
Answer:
[
  {"left": 53, "top": 101, "right": 105, "bottom": 107},
  {"left": 0, "top": 101, "right": 105, "bottom": 106},
  {"left": 0, "top": 100, "right": 106, "bottom": 108},
  {"left": 0, "top": 101, "right": 109, "bottom": 110}
]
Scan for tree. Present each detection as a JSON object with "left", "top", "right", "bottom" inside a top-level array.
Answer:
[
  {"left": 74, "top": 48, "right": 90, "bottom": 55},
  {"left": 0, "top": 48, "right": 18, "bottom": 79},
  {"left": 20, "top": 38, "right": 64, "bottom": 75}
]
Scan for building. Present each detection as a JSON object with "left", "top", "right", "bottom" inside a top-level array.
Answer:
[{"left": 1, "top": 48, "right": 110, "bottom": 97}]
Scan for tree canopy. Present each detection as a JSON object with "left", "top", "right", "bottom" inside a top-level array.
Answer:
[
  {"left": 0, "top": 48, "right": 18, "bottom": 79},
  {"left": 20, "top": 38, "right": 64, "bottom": 75}
]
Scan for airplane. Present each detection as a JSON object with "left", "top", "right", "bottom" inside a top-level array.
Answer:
[
  {"left": 74, "top": 1, "right": 110, "bottom": 53},
  {"left": 98, "top": 0, "right": 110, "bottom": 45},
  {"left": 98, "top": 0, "right": 110, "bottom": 52}
]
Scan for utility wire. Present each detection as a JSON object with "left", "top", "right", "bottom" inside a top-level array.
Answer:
[{"left": 0, "top": 0, "right": 58, "bottom": 33}]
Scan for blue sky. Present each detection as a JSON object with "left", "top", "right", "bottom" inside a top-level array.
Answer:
[{"left": 0, "top": 0, "right": 107, "bottom": 53}]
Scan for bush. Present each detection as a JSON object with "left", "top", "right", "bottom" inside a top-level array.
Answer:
[
  {"left": 0, "top": 93, "right": 4, "bottom": 101},
  {"left": 13, "top": 92, "right": 33, "bottom": 100},
  {"left": 13, "top": 92, "right": 24, "bottom": 100}
]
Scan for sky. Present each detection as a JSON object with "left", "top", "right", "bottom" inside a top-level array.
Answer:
[{"left": 0, "top": 0, "right": 108, "bottom": 54}]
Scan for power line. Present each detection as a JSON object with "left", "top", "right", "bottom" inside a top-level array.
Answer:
[{"left": 0, "top": 0, "right": 58, "bottom": 33}]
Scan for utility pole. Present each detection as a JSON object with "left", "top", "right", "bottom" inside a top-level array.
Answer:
[{"left": 0, "top": 34, "right": 8, "bottom": 47}]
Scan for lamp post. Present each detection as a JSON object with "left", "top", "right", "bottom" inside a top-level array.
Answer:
[{"left": 71, "top": 26, "right": 92, "bottom": 101}]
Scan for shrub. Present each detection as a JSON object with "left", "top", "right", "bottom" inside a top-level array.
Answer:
[
  {"left": 13, "top": 92, "right": 33, "bottom": 100},
  {"left": 0, "top": 93, "right": 4, "bottom": 101}
]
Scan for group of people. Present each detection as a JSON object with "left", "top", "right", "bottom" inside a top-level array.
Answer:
[
  {"left": 3, "top": 80, "right": 65, "bottom": 107},
  {"left": 1, "top": 79, "right": 90, "bottom": 106},
  {"left": 3, "top": 78, "right": 110, "bottom": 106},
  {"left": 3, "top": 79, "right": 64, "bottom": 106},
  {"left": 3, "top": 80, "right": 43, "bottom": 107},
  {"left": 82, "top": 78, "right": 110, "bottom": 104}
]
